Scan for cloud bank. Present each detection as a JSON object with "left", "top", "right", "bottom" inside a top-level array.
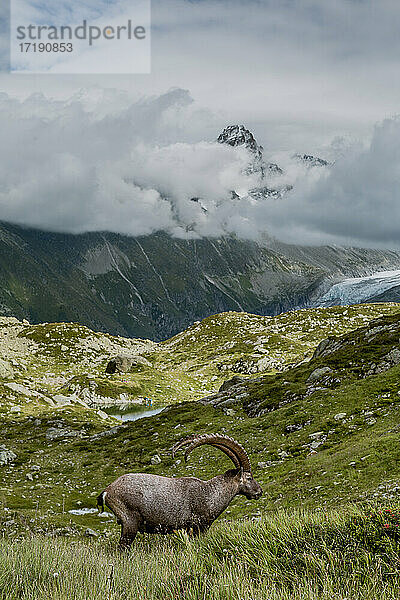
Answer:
[
  {"left": 3, "top": 0, "right": 400, "bottom": 150},
  {"left": 263, "top": 117, "right": 400, "bottom": 248},
  {"left": 0, "top": 89, "right": 261, "bottom": 237},
  {"left": 0, "top": 89, "right": 400, "bottom": 248}
]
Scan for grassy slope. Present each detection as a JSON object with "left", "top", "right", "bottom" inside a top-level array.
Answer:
[
  {"left": 1, "top": 304, "right": 400, "bottom": 541},
  {"left": 1, "top": 506, "right": 400, "bottom": 600},
  {"left": 2, "top": 304, "right": 400, "bottom": 599},
  {"left": 1, "top": 303, "right": 399, "bottom": 406}
]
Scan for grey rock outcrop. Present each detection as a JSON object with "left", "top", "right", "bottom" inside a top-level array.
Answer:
[
  {"left": 89, "top": 424, "right": 127, "bottom": 441},
  {"left": 46, "top": 427, "right": 80, "bottom": 441},
  {"left": 366, "top": 347, "right": 400, "bottom": 376},
  {"left": 219, "top": 376, "right": 247, "bottom": 393},
  {"left": 106, "top": 355, "right": 151, "bottom": 374},
  {"left": 312, "top": 337, "right": 343, "bottom": 359},
  {"left": 0, "top": 359, "right": 14, "bottom": 379},
  {"left": 52, "top": 394, "right": 74, "bottom": 407},
  {"left": 307, "top": 367, "right": 332, "bottom": 383},
  {"left": 0, "top": 445, "right": 17, "bottom": 466}
]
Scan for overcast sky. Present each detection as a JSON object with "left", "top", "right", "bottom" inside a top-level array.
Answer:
[{"left": 1, "top": 0, "right": 400, "bottom": 247}]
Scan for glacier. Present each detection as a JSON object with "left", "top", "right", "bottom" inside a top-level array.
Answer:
[{"left": 317, "top": 269, "right": 400, "bottom": 306}]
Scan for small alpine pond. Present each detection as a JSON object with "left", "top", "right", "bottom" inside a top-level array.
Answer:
[{"left": 103, "top": 404, "right": 165, "bottom": 422}]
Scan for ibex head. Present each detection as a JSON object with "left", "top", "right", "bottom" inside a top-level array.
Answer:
[{"left": 172, "top": 433, "right": 263, "bottom": 500}]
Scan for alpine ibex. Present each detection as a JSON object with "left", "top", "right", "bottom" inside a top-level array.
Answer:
[{"left": 97, "top": 434, "right": 263, "bottom": 549}]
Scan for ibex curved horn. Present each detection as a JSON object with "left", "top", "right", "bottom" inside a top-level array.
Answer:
[
  {"left": 172, "top": 435, "right": 241, "bottom": 469},
  {"left": 173, "top": 434, "right": 251, "bottom": 472},
  {"left": 171, "top": 435, "right": 198, "bottom": 458}
]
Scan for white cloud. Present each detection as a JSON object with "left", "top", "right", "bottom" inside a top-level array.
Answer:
[
  {"left": 0, "top": 89, "right": 260, "bottom": 237},
  {"left": 3, "top": 0, "right": 400, "bottom": 151},
  {"left": 1, "top": 89, "right": 400, "bottom": 248},
  {"left": 256, "top": 117, "right": 400, "bottom": 248}
]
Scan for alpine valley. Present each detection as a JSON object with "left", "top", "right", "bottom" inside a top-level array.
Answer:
[{"left": 1, "top": 125, "right": 400, "bottom": 341}]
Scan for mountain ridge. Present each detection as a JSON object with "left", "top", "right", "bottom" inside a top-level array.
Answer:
[
  {"left": 1, "top": 221, "right": 400, "bottom": 340},
  {"left": 2, "top": 221, "right": 400, "bottom": 340}
]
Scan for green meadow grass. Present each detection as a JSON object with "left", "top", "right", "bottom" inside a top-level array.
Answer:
[{"left": 1, "top": 505, "right": 399, "bottom": 600}]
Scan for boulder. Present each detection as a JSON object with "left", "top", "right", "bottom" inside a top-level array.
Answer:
[
  {"left": 105, "top": 355, "right": 151, "bottom": 374},
  {"left": 0, "top": 359, "right": 14, "bottom": 379},
  {"left": 285, "top": 423, "right": 303, "bottom": 433},
  {"left": 0, "top": 445, "right": 17, "bottom": 466},
  {"left": 96, "top": 410, "right": 109, "bottom": 420},
  {"left": 310, "top": 440, "right": 323, "bottom": 450},
  {"left": 84, "top": 528, "right": 99, "bottom": 538},
  {"left": 257, "top": 461, "right": 274, "bottom": 469},
  {"left": 52, "top": 394, "right": 73, "bottom": 407},
  {"left": 334, "top": 412, "right": 347, "bottom": 421},
  {"left": 277, "top": 450, "right": 290, "bottom": 459},
  {"left": 5, "top": 383, "right": 32, "bottom": 396},
  {"left": 307, "top": 367, "right": 332, "bottom": 383},
  {"left": 218, "top": 376, "right": 247, "bottom": 393},
  {"left": 150, "top": 454, "right": 162, "bottom": 465}
]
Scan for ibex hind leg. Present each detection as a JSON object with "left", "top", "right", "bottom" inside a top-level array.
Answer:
[
  {"left": 187, "top": 523, "right": 210, "bottom": 537},
  {"left": 119, "top": 516, "right": 140, "bottom": 551}
]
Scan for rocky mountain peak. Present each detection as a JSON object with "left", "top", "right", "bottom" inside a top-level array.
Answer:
[
  {"left": 217, "top": 125, "right": 263, "bottom": 155},
  {"left": 217, "top": 125, "right": 265, "bottom": 177},
  {"left": 217, "top": 125, "right": 289, "bottom": 200}
]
